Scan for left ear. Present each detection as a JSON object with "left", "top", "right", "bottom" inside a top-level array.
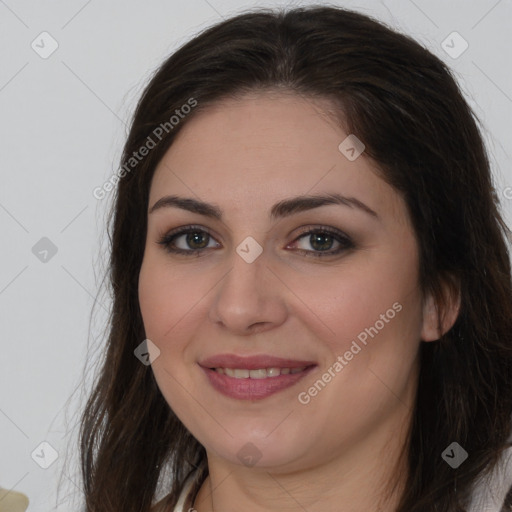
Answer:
[{"left": 420, "top": 276, "right": 461, "bottom": 342}]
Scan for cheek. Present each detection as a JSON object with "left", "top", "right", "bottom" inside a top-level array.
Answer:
[
  {"left": 138, "top": 253, "right": 199, "bottom": 342},
  {"left": 138, "top": 256, "right": 202, "bottom": 414},
  {"left": 293, "top": 249, "right": 422, "bottom": 404},
  {"left": 138, "top": 259, "right": 168, "bottom": 340},
  {"left": 319, "top": 249, "right": 422, "bottom": 403},
  {"left": 287, "top": 255, "right": 419, "bottom": 354},
  {"left": 293, "top": 266, "right": 421, "bottom": 444}
]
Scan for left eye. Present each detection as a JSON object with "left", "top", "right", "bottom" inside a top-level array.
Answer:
[{"left": 289, "top": 228, "right": 354, "bottom": 257}]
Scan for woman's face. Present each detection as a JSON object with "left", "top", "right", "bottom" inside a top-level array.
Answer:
[{"left": 138, "top": 91, "right": 431, "bottom": 472}]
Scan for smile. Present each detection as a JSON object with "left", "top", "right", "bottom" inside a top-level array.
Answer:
[
  {"left": 211, "top": 367, "right": 307, "bottom": 378},
  {"left": 200, "top": 364, "right": 316, "bottom": 400}
]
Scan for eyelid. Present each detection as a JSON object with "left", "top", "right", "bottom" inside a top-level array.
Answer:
[
  {"left": 291, "top": 224, "right": 352, "bottom": 241},
  {"left": 160, "top": 223, "right": 216, "bottom": 240}
]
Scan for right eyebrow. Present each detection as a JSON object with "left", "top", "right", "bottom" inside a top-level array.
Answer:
[{"left": 149, "top": 195, "right": 222, "bottom": 219}]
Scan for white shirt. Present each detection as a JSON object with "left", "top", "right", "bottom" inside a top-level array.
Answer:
[
  {"left": 469, "top": 445, "right": 512, "bottom": 511},
  {"left": 171, "top": 474, "right": 194, "bottom": 512}
]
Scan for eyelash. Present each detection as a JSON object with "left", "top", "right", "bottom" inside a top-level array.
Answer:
[{"left": 157, "top": 224, "right": 355, "bottom": 258}]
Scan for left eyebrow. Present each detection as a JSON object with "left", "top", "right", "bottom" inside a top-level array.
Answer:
[
  {"left": 269, "top": 193, "right": 379, "bottom": 221},
  {"left": 148, "top": 193, "right": 379, "bottom": 221}
]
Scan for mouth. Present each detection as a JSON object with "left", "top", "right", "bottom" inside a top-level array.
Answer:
[
  {"left": 210, "top": 366, "right": 308, "bottom": 378},
  {"left": 198, "top": 354, "right": 317, "bottom": 400}
]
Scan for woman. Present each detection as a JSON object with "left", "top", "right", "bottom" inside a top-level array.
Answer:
[{"left": 79, "top": 6, "right": 512, "bottom": 511}]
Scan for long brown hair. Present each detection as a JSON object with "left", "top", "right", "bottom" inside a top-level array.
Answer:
[{"left": 79, "top": 6, "right": 512, "bottom": 511}]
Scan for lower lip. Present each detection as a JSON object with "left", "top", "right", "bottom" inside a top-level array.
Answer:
[{"left": 200, "top": 365, "right": 316, "bottom": 400}]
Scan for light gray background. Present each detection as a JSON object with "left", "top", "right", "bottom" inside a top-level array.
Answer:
[{"left": 0, "top": 1, "right": 511, "bottom": 510}]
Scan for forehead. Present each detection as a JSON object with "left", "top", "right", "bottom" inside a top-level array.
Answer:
[{"left": 149, "top": 92, "right": 408, "bottom": 226}]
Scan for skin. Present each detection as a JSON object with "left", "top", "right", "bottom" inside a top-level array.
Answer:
[{"left": 138, "top": 91, "right": 459, "bottom": 512}]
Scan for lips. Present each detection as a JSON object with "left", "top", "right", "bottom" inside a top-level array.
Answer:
[{"left": 198, "top": 353, "right": 317, "bottom": 400}]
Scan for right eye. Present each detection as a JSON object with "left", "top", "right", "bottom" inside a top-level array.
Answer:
[{"left": 157, "top": 225, "right": 221, "bottom": 256}]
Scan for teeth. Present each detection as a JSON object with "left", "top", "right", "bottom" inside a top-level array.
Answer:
[
  {"left": 213, "top": 366, "right": 307, "bottom": 378},
  {"left": 266, "top": 367, "right": 282, "bottom": 377},
  {"left": 249, "top": 369, "right": 268, "bottom": 379}
]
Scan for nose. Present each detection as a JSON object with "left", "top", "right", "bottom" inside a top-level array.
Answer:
[{"left": 208, "top": 246, "right": 288, "bottom": 335}]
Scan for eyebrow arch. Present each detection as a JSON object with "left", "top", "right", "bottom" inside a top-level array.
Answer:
[{"left": 148, "top": 193, "right": 379, "bottom": 221}]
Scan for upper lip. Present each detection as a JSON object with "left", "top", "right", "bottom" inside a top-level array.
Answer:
[{"left": 199, "top": 354, "right": 317, "bottom": 370}]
